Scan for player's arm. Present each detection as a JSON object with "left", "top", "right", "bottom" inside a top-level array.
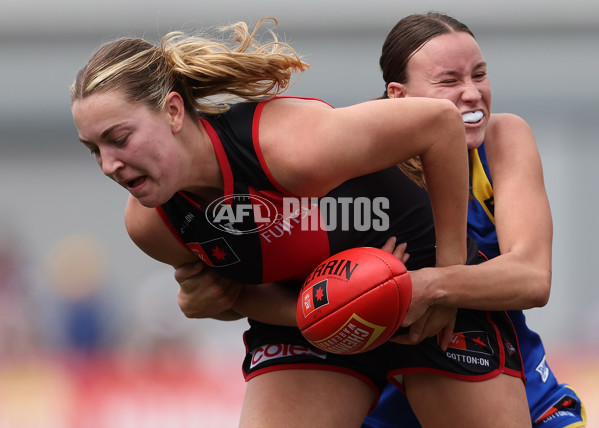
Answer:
[
  {"left": 419, "top": 114, "right": 552, "bottom": 310},
  {"left": 174, "top": 261, "right": 298, "bottom": 326},
  {"left": 257, "top": 97, "right": 471, "bottom": 341},
  {"left": 125, "top": 195, "right": 244, "bottom": 321},
  {"left": 259, "top": 96, "right": 470, "bottom": 267},
  {"left": 125, "top": 196, "right": 299, "bottom": 325}
]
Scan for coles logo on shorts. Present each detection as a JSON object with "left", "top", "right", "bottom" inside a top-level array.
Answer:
[{"left": 250, "top": 343, "right": 326, "bottom": 369}]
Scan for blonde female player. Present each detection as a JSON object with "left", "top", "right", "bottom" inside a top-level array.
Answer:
[{"left": 71, "top": 18, "right": 531, "bottom": 427}]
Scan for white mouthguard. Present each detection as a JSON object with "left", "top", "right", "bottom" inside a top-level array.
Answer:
[{"left": 462, "top": 111, "right": 484, "bottom": 123}]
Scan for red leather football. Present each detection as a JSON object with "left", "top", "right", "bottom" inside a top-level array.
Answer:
[{"left": 296, "top": 247, "right": 412, "bottom": 354}]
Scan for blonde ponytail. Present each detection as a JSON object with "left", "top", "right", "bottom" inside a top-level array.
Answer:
[{"left": 72, "top": 17, "right": 309, "bottom": 115}]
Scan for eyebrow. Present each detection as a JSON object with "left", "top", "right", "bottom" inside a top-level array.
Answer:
[
  {"left": 434, "top": 61, "right": 488, "bottom": 78},
  {"left": 79, "top": 122, "right": 126, "bottom": 144}
]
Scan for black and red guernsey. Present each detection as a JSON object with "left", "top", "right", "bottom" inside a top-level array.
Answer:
[{"left": 156, "top": 98, "right": 467, "bottom": 284}]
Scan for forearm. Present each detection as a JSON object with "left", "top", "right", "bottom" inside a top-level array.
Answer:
[
  {"left": 422, "top": 252, "right": 551, "bottom": 310},
  {"left": 419, "top": 104, "right": 469, "bottom": 266},
  {"left": 232, "top": 282, "right": 299, "bottom": 326}
]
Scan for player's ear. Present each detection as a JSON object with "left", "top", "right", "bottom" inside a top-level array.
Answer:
[
  {"left": 387, "top": 82, "right": 408, "bottom": 99},
  {"left": 165, "top": 91, "right": 185, "bottom": 134}
]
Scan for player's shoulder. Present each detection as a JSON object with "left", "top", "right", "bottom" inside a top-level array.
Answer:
[
  {"left": 124, "top": 195, "right": 159, "bottom": 236},
  {"left": 485, "top": 113, "right": 540, "bottom": 168},
  {"left": 486, "top": 113, "right": 534, "bottom": 145},
  {"left": 125, "top": 196, "right": 194, "bottom": 267},
  {"left": 261, "top": 96, "right": 332, "bottom": 117},
  {"left": 488, "top": 112, "right": 530, "bottom": 131}
]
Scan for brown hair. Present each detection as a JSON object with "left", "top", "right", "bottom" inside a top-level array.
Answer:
[
  {"left": 380, "top": 12, "right": 474, "bottom": 87},
  {"left": 381, "top": 12, "right": 474, "bottom": 188},
  {"left": 71, "top": 18, "right": 309, "bottom": 116}
]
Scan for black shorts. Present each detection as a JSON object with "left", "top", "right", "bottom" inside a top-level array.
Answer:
[{"left": 242, "top": 308, "right": 524, "bottom": 396}]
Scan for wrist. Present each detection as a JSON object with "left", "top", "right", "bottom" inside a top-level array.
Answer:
[{"left": 418, "top": 267, "right": 447, "bottom": 306}]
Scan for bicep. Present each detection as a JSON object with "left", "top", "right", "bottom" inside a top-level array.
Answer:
[
  {"left": 125, "top": 196, "right": 198, "bottom": 268},
  {"left": 259, "top": 97, "right": 463, "bottom": 196},
  {"left": 486, "top": 115, "right": 553, "bottom": 262}
]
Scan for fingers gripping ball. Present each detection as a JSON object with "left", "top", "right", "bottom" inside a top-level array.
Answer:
[{"left": 296, "top": 247, "right": 412, "bottom": 354}]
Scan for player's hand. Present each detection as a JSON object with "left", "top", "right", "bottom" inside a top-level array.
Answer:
[
  {"left": 175, "top": 261, "right": 244, "bottom": 319},
  {"left": 380, "top": 236, "right": 410, "bottom": 264},
  {"left": 397, "top": 268, "right": 457, "bottom": 348},
  {"left": 232, "top": 282, "right": 299, "bottom": 326},
  {"left": 380, "top": 237, "right": 456, "bottom": 350},
  {"left": 381, "top": 237, "right": 433, "bottom": 324},
  {"left": 390, "top": 305, "right": 457, "bottom": 350}
]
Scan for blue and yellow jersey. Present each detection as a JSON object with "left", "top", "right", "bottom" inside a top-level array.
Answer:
[
  {"left": 363, "top": 143, "right": 586, "bottom": 428},
  {"left": 467, "top": 142, "right": 586, "bottom": 428},
  {"left": 468, "top": 143, "right": 499, "bottom": 258}
]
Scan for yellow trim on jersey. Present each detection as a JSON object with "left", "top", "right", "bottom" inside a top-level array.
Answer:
[{"left": 470, "top": 149, "right": 495, "bottom": 224}]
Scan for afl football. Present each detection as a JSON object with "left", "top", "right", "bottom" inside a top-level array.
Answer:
[{"left": 296, "top": 247, "right": 412, "bottom": 354}]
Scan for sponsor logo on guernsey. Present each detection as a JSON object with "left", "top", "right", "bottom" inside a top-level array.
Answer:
[
  {"left": 249, "top": 343, "right": 326, "bottom": 369},
  {"left": 179, "top": 212, "right": 196, "bottom": 235},
  {"left": 535, "top": 394, "right": 578, "bottom": 424},
  {"left": 535, "top": 355, "right": 550, "bottom": 382},
  {"left": 187, "top": 238, "right": 241, "bottom": 267}
]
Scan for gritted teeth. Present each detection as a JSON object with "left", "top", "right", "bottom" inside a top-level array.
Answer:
[{"left": 462, "top": 110, "right": 484, "bottom": 123}]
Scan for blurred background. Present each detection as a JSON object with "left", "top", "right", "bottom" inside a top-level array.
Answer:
[{"left": 1, "top": 0, "right": 598, "bottom": 426}]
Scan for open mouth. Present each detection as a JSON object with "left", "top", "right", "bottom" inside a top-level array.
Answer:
[
  {"left": 462, "top": 110, "right": 484, "bottom": 124},
  {"left": 126, "top": 176, "right": 147, "bottom": 190}
]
